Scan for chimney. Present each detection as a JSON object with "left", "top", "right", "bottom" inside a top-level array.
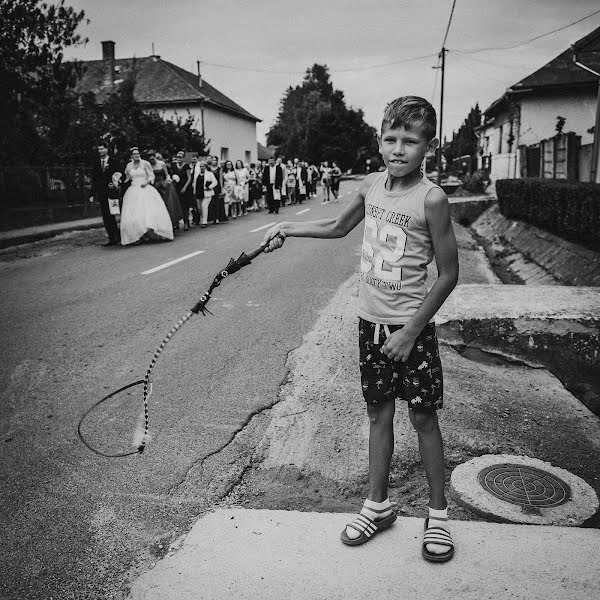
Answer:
[
  {"left": 101, "top": 40, "right": 115, "bottom": 87},
  {"left": 197, "top": 60, "right": 203, "bottom": 88}
]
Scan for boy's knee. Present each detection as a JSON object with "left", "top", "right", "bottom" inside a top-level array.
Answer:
[
  {"left": 409, "top": 409, "right": 438, "bottom": 434},
  {"left": 366, "top": 401, "right": 394, "bottom": 424}
]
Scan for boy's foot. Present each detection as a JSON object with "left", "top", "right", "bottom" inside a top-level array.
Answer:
[
  {"left": 340, "top": 498, "right": 396, "bottom": 546},
  {"left": 422, "top": 508, "right": 454, "bottom": 562}
]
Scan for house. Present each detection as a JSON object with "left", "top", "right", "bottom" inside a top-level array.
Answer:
[
  {"left": 478, "top": 26, "right": 600, "bottom": 183},
  {"left": 76, "top": 41, "right": 261, "bottom": 163}
]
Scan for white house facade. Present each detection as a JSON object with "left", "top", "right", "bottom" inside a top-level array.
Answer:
[
  {"left": 478, "top": 26, "right": 600, "bottom": 183},
  {"left": 76, "top": 41, "right": 261, "bottom": 163}
]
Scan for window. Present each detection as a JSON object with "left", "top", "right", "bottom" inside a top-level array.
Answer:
[
  {"left": 497, "top": 125, "right": 503, "bottom": 154},
  {"left": 220, "top": 147, "right": 229, "bottom": 161},
  {"left": 245, "top": 150, "right": 251, "bottom": 163}
]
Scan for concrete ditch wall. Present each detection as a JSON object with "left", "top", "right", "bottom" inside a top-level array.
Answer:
[{"left": 471, "top": 204, "right": 600, "bottom": 287}]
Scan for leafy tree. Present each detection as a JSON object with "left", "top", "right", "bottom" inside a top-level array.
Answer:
[
  {"left": 47, "top": 72, "right": 209, "bottom": 166},
  {"left": 267, "top": 64, "right": 378, "bottom": 171},
  {"left": 443, "top": 104, "right": 481, "bottom": 164},
  {"left": 0, "top": 0, "right": 88, "bottom": 164}
]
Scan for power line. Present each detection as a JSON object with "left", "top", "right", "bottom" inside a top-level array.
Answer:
[
  {"left": 202, "top": 52, "right": 438, "bottom": 75},
  {"left": 441, "top": 0, "right": 458, "bottom": 49},
  {"left": 452, "top": 7, "right": 600, "bottom": 54}
]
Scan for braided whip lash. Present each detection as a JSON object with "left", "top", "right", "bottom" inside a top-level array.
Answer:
[{"left": 78, "top": 239, "right": 277, "bottom": 458}]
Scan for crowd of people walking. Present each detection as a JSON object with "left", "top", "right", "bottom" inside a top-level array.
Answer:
[{"left": 91, "top": 140, "right": 344, "bottom": 247}]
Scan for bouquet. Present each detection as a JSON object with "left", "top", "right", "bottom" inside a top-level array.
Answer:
[
  {"left": 172, "top": 174, "right": 180, "bottom": 183},
  {"left": 109, "top": 172, "right": 122, "bottom": 189}
]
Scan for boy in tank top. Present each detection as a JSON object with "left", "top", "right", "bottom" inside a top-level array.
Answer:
[{"left": 262, "top": 96, "right": 459, "bottom": 563}]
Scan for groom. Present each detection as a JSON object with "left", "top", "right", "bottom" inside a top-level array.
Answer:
[{"left": 90, "top": 141, "right": 122, "bottom": 246}]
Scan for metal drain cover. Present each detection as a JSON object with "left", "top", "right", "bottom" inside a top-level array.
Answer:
[
  {"left": 450, "top": 454, "right": 599, "bottom": 525},
  {"left": 478, "top": 463, "right": 571, "bottom": 512}
]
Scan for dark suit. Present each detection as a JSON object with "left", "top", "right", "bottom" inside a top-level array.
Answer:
[
  {"left": 91, "top": 155, "right": 121, "bottom": 243},
  {"left": 261, "top": 165, "right": 283, "bottom": 214}
]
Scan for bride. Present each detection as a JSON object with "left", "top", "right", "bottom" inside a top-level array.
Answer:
[{"left": 120, "top": 147, "right": 174, "bottom": 245}]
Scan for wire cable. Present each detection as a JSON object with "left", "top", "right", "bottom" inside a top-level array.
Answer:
[
  {"left": 202, "top": 53, "right": 438, "bottom": 75},
  {"left": 441, "top": 0, "right": 458, "bottom": 49},
  {"left": 452, "top": 8, "right": 600, "bottom": 54}
]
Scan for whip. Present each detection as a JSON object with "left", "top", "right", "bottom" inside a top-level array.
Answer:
[{"left": 78, "top": 236, "right": 282, "bottom": 458}]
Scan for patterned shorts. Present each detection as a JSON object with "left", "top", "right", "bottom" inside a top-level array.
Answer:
[{"left": 358, "top": 318, "right": 443, "bottom": 411}]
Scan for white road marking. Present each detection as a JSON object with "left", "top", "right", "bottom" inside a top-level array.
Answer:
[
  {"left": 296, "top": 208, "right": 310, "bottom": 215},
  {"left": 250, "top": 222, "right": 276, "bottom": 233},
  {"left": 141, "top": 250, "right": 205, "bottom": 275}
]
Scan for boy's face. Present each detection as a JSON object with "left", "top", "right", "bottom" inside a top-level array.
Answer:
[{"left": 378, "top": 124, "right": 437, "bottom": 178}]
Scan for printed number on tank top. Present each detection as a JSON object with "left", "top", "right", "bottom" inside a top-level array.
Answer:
[{"left": 361, "top": 216, "right": 407, "bottom": 282}]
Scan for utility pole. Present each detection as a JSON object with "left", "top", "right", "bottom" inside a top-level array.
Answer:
[{"left": 437, "top": 47, "right": 446, "bottom": 186}]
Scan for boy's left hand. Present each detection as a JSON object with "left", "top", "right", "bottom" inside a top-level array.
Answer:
[{"left": 381, "top": 328, "right": 418, "bottom": 363}]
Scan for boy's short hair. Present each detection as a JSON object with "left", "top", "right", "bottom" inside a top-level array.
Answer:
[{"left": 381, "top": 96, "right": 437, "bottom": 141}]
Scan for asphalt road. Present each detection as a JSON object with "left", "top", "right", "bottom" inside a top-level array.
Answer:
[{"left": 0, "top": 183, "right": 364, "bottom": 599}]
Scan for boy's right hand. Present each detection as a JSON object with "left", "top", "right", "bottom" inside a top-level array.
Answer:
[{"left": 262, "top": 224, "right": 287, "bottom": 252}]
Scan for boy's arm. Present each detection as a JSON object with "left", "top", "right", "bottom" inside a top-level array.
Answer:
[
  {"left": 382, "top": 187, "right": 459, "bottom": 362},
  {"left": 262, "top": 173, "right": 379, "bottom": 251}
]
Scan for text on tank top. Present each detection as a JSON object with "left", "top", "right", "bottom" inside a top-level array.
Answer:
[{"left": 358, "top": 171, "right": 440, "bottom": 325}]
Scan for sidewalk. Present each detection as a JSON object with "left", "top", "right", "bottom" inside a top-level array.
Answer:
[
  {"left": 127, "top": 509, "right": 600, "bottom": 600},
  {"left": 0, "top": 216, "right": 103, "bottom": 249},
  {"left": 126, "top": 275, "right": 600, "bottom": 599}
]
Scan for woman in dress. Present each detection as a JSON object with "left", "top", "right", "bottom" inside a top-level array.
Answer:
[
  {"left": 234, "top": 160, "right": 250, "bottom": 215},
  {"left": 120, "top": 147, "right": 174, "bottom": 245},
  {"left": 320, "top": 160, "right": 332, "bottom": 203},
  {"left": 171, "top": 151, "right": 194, "bottom": 230},
  {"left": 330, "top": 161, "right": 342, "bottom": 202},
  {"left": 149, "top": 152, "right": 183, "bottom": 230},
  {"left": 222, "top": 160, "right": 238, "bottom": 218},
  {"left": 285, "top": 160, "right": 296, "bottom": 205}
]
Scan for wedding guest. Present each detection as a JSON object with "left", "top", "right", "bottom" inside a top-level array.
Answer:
[
  {"left": 194, "top": 160, "right": 218, "bottom": 228},
  {"left": 296, "top": 161, "right": 309, "bottom": 204},
  {"left": 321, "top": 160, "right": 332, "bottom": 203},
  {"left": 207, "top": 156, "right": 225, "bottom": 224},
  {"left": 235, "top": 160, "right": 250, "bottom": 215},
  {"left": 285, "top": 160, "right": 297, "bottom": 205},
  {"left": 172, "top": 151, "right": 194, "bottom": 229},
  {"left": 261, "top": 156, "right": 283, "bottom": 214},
  {"left": 149, "top": 151, "right": 183, "bottom": 230},
  {"left": 331, "top": 161, "right": 342, "bottom": 202},
  {"left": 222, "top": 160, "right": 238, "bottom": 218},
  {"left": 90, "top": 140, "right": 121, "bottom": 246}
]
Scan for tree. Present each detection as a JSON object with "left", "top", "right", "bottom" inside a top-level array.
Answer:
[
  {"left": 51, "top": 73, "right": 209, "bottom": 166},
  {"left": 267, "top": 64, "right": 378, "bottom": 171},
  {"left": 443, "top": 104, "right": 481, "bottom": 165},
  {"left": 0, "top": 0, "right": 88, "bottom": 164}
]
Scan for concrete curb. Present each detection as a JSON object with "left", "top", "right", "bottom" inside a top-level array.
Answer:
[
  {"left": 127, "top": 508, "right": 600, "bottom": 600},
  {"left": 0, "top": 217, "right": 104, "bottom": 249}
]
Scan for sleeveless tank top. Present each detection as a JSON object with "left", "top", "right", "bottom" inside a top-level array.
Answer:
[{"left": 358, "top": 171, "right": 440, "bottom": 324}]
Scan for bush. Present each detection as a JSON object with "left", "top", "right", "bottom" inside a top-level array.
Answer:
[
  {"left": 461, "top": 169, "right": 490, "bottom": 193},
  {"left": 496, "top": 178, "right": 600, "bottom": 251}
]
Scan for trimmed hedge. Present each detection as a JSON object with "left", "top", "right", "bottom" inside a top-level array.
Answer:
[{"left": 496, "top": 178, "right": 600, "bottom": 252}]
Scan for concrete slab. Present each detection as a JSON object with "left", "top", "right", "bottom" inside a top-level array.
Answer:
[
  {"left": 127, "top": 508, "right": 600, "bottom": 600},
  {"left": 436, "top": 284, "right": 600, "bottom": 323}
]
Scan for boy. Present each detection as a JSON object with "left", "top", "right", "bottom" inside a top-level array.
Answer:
[{"left": 262, "top": 96, "right": 459, "bottom": 563}]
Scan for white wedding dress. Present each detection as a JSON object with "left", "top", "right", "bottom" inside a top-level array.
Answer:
[{"left": 120, "top": 161, "right": 174, "bottom": 245}]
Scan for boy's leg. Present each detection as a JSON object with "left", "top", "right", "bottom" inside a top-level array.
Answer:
[
  {"left": 343, "top": 400, "right": 396, "bottom": 542},
  {"left": 409, "top": 409, "right": 452, "bottom": 558},
  {"left": 367, "top": 400, "right": 396, "bottom": 502},
  {"left": 408, "top": 409, "right": 445, "bottom": 510}
]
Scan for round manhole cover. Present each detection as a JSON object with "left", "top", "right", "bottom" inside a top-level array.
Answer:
[
  {"left": 478, "top": 463, "right": 571, "bottom": 509},
  {"left": 450, "top": 454, "right": 599, "bottom": 525}
]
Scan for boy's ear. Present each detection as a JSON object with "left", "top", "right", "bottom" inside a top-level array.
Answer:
[{"left": 425, "top": 137, "right": 439, "bottom": 157}]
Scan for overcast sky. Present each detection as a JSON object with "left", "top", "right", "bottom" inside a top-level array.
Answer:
[{"left": 66, "top": 0, "right": 600, "bottom": 145}]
